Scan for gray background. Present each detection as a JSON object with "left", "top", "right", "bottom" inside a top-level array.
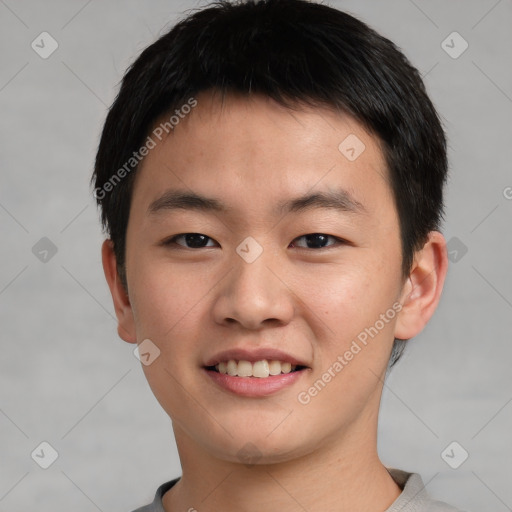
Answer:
[{"left": 0, "top": 0, "right": 511, "bottom": 511}]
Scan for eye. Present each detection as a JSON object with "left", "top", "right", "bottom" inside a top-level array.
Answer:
[
  {"left": 162, "top": 232, "right": 346, "bottom": 250},
  {"left": 289, "top": 233, "right": 345, "bottom": 250},
  {"left": 162, "top": 233, "right": 217, "bottom": 249}
]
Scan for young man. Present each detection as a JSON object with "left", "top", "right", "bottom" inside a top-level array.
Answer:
[{"left": 93, "top": 0, "right": 462, "bottom": 510}]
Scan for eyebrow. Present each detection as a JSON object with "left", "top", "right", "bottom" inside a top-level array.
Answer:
[{"left": 148, "top": 188, "right": 366, "bottom": 216}]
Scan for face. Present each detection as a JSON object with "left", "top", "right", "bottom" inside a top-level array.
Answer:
[{"left": 108, "top": 92, "right": 418, "bottom": 464}]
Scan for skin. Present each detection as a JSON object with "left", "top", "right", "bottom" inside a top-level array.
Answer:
[{"left": 102, "top": 91, "right": 448, "bottom": 512}]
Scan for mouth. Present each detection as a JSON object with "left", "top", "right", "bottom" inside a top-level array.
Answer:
[
  {"left": 203, "top": 348, "right": 310, "bottom": 396},
  {"left": 205, "top": 359, "right": 309, "bottom": 378},
  {"left": 203, "top": 357, "right": 310, "bottom": 397}
]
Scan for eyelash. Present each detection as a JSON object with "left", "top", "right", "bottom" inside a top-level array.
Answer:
[{"left": 161, "top": 233, "right": 347, "bottom": 251}]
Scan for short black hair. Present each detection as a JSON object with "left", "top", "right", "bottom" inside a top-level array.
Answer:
[{"left": 92, "top": 0, "right": 448, "bottom": 367}]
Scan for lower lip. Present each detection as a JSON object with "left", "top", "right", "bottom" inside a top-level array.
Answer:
[{"left": 204, "top": 368, "right": 307, "bottom": 397}]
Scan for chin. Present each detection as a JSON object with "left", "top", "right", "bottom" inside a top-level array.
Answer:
[{"left": 197, "top": 425, "right": 316, "bottom": 466}]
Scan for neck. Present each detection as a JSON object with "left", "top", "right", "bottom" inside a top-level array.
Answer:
[{"left": 162, "top": 409, "right": 401, "bottom": 512}]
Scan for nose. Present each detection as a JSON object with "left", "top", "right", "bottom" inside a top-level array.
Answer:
[{"left": 211, "top": 244, "right": 295, "bottom": 330}]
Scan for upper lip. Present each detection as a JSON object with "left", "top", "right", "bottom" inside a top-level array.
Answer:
[{"left": 204, "top": 348, "right": 310, "bottom": 368}]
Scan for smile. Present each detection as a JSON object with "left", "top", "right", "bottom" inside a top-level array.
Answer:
[{"left": 208, "top": 359, "right": 307, "bottom": 378}]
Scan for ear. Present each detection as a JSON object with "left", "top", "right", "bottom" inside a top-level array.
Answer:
[
  {"left": 101, "top": 239, "right": 137, "bottom": 344},
  {"left": 394, "top": 231, "right": 448, "bottom": 340}
]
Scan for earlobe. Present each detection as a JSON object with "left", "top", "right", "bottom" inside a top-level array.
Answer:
[
  {"left": 101, "top": 239, "right": 138, "bottom": 344},
  {"left": 394, "top": 231, "right": 448, "bottom": 340}
]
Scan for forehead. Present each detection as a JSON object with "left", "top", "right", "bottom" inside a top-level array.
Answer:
[{"left": 132, "top": 92, "right": 393, "bottom": 224}]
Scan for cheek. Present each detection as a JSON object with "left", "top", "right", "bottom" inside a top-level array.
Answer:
[
  {"left": 297, "top": 272, "right": 400, "bottom": 425},
  {"left": 303, "top": 254, "right": 402, "bottom": 378},
  {"left": 305, "top": 262, "right": 390, "bottom": 330},
  {"left": 127, "top": 253, "right": 205, "bottom": 340},
  {"left": 128, "top": 260, "right": 207, "bottom": 415}
]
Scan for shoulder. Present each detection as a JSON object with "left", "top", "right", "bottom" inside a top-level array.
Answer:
[
  {"left": 427, "top": 502, "right": 466, "bottom": 512},
  {"left": 386, "top": 468, "right": 466, "bottom": 512},
  {"left": 129, "top": 478, "right": 180, "bottom": 512}
]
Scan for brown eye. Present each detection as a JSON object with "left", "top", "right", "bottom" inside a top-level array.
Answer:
[
  {"left": 290, "top": 233, "right": 344, "bottom": 250},
  {"left": 164, "top": 233, "right": 217, "bottom": 249}
]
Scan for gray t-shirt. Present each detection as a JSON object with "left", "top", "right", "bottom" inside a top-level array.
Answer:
[{"left": 131, "top": 468, "right": 464, "bottom": 512}]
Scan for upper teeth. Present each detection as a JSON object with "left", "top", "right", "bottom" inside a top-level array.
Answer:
[{"left": 215, "top": 359, "right": 296, "bottom": 378}]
